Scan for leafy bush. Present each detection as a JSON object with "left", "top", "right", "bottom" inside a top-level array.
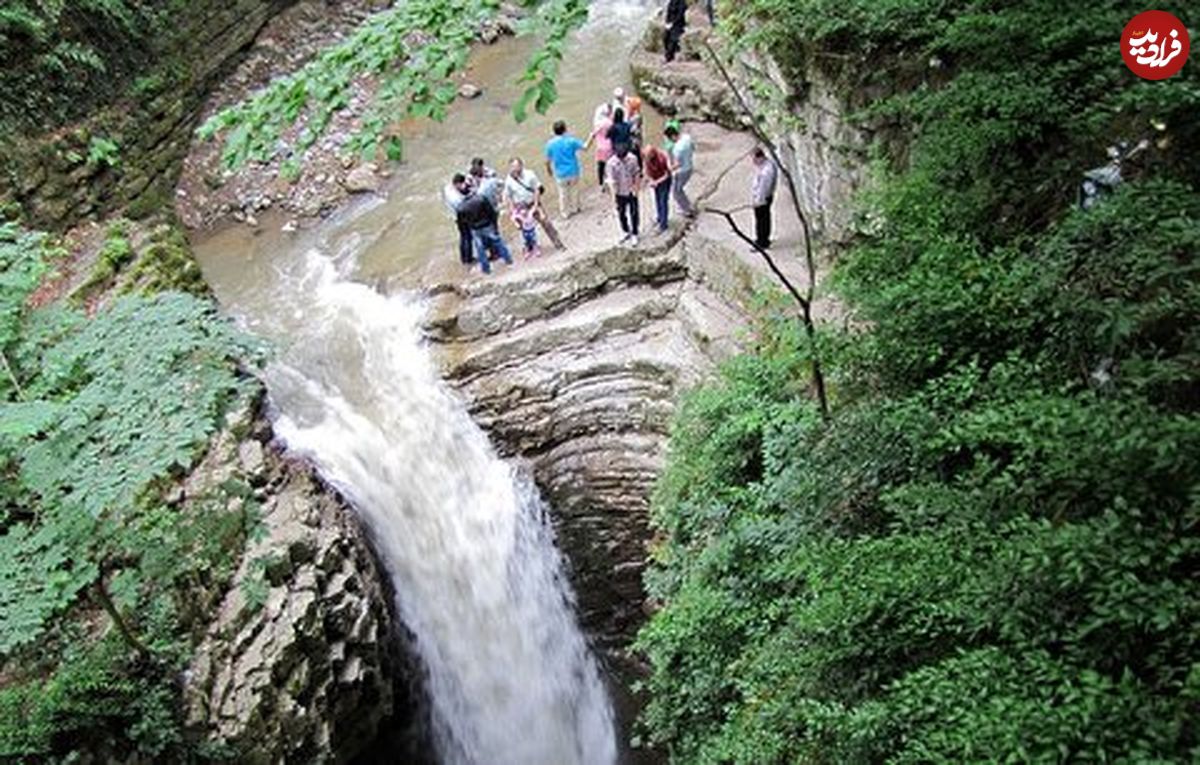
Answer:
[
  {"left": 638, "top": 1, "right": 1200, "bottom": 761},
  {"left": 0, "top": 0, "right": 154, "bottom": 133},
  {"left": 0, "top": 221, "right": 261, "bottom": 760}
]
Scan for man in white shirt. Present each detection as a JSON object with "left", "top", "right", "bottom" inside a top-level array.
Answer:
[
  {"left": 503, "top": 157, "right": 564, "bottom": 250},
  {"left": 751, "top": 147, "right": 779, "bottom": 249}
]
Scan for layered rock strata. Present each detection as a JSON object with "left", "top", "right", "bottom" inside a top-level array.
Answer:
[{"left": 422, "top": 129, "right": 777, "bottom": 650}]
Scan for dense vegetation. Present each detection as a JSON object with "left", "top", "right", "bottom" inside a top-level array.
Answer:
[
  {"left": 0, "top": 0, "right": 190, "bottom": 134},
  {"left": 0, "top": 222, "right": 262, "bottom": 760},
  {"left": 637, "top": 0, "right": 1200, "bottom": 761}
]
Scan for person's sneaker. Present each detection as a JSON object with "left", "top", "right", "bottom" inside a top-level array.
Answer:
[
  {"left": 619, "top": 233, "right": 631, "bottom": 245},
  {"left": 630, "top": 235, "right": 639, "bottom": 246}
]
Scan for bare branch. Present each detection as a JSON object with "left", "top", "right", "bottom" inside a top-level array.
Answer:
[
  {"left": 702, "top": 204, "right": 810, "bottom": 312},
  {"left": 698, "top": 39, "right": 830, "bottom": 419}
]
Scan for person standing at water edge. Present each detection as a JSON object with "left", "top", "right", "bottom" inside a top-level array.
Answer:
[
  {"left": 503, "top": 157, "right": 565, "bottom": 250},
  {"left": 643, "top": 143, "right": 672, "bottom": 233},
  {"left": 605, "top": 143, "right": 642, "bottom": 246},
  {"left": 587, "top": 106, "right": 615, "bottom": 187},
  {"left": 544, "top": 120, "right": 586, "bottom": 219},
  {"left": 665, "top": 121, "right": 696, "bottom": 217},
  {"left": 456, "top": 176, "right": 512, "bottom": 274},
  {"left": 611, "top": 87, "right": 627, "bottom": 117},
  {"left": 607, "top": 108, "right": 634, "bottom": 158},
  {"left": 468, "top": 157, "right": 502, "bottom": 207},
  {"left": 442, "top": 174, "right": 473, "bottom": 266},
  {"left": 751, "top": 147, "right": 778, "bottom": 249}
]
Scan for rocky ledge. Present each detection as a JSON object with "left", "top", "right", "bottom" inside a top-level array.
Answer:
[{"left": 420, "top": 124, "right": 809, "bottom": 655}]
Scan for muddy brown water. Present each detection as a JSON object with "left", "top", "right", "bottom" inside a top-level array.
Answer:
[{"left": 195, "top": 0, "right": 666, "bottom": 299}]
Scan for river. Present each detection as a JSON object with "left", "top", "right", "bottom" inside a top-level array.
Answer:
[{"left": 192, "top": 2, "right": 662, "bottom": 763}]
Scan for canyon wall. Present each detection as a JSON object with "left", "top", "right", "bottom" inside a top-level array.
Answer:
[{"left": 0, "top": 0, "right": 297, "bottom": 229}]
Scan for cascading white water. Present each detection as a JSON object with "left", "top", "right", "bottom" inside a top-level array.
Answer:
[
  {"left": 190, "top": 2, "right": 667, "bottom": 760},
  {"left": 264, "top": 251, "right": 616, "bottom": 764}
]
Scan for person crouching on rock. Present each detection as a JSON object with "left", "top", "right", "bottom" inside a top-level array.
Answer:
[
  {"left": 605, "top": 143, "right": 642, "bottom": 247},
  {"left": 503, "top": 157, "right": 565, "bottom": 250},
  {"left": 454, "top": 174, "right": 512, "bottom": 275}
]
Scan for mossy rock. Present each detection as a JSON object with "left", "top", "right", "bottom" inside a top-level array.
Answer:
[{"left": 122, "top": 224, "right": 210, "bottom": 298}]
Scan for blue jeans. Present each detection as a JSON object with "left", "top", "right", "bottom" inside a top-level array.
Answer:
[
  {"left": 672, "top": 167, "right": 694, "bottom": 215},
  {"left": 654, "top": 176, "right": 671, "bottom": 230},
  {"left": 471, "top": 224, "right": 512, "bottom": 274}
]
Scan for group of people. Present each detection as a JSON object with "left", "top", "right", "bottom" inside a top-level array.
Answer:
[
  {"left": 444, "top": 84, "right": 780, "bottom": 276},
  {"left": 443, "top": 87, "right": 702, "bottom": 275}
]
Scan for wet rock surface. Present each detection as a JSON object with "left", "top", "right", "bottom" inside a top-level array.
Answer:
[{"left": 182, "top": 401, "right": 424, "bottom": 764}]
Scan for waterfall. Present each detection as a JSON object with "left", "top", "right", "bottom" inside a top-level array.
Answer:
[{"left": 265, "top": 252, "right": 617, "bottom": 764}]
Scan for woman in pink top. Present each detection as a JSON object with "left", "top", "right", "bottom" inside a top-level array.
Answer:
[{"left": 586, "top": 113, "right": 615, "bottom": 187}]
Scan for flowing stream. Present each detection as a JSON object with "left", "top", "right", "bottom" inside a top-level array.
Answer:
[{"left": 193, "top": 2, "right": 660, "bottom": 763}]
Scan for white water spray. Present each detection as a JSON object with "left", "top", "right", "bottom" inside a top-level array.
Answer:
[{"left": 265, "top": 253, "right": 617, "bottom": 764}]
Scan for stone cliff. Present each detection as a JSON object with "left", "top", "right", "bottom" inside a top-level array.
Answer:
[
  {"left": 179, "top": 397, "right": 424, "bottom": 763},
  {"left": 0, "top": 0, "right": 310, "bottom": 229},
  {"left": 421, "top": 123, "right": 809, "bottom": 661}
]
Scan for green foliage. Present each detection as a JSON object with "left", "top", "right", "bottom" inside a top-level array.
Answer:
[
  {"left": 200, "top": 0, "right": 592, "bottom": 164},
  {"left": 73, "top": 219, "right": 134, "bottom": 300},
  {"left": 0, "top": 223, "right": 52, "bottom": 360},
  {"left": 86, "top": 135, "right": 121, "bottom": 169},
  {"left": 512, "top": 0, "right": 588, "bottom": 123},
  {"left": 0, "top": 634, "right": 180, "bottom": 759},
  {"left": 199, "top": 0, "right": 500, "bottom": 168},
  {"left": 639, "top": 1, "right": 1200, "bottom": 761},
  {"left": 0, "top": 221, "right": 262, "bottom": 760},
  {"left": 122, "top": 223, "right": 208, "bottom": 296},
  {"left": 0, "top": 0, "right": 158, "bottom": 133},
  {"left": 722, "top": 0, "right": 1199, "bottom": 240}
]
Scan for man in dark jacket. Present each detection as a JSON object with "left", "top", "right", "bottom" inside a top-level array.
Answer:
[
  {"left": 454, "top": 174, "right": 512, "bottom": 275},
  {"left": 664, "top": 0, "right": 687, "bottom": 62}
]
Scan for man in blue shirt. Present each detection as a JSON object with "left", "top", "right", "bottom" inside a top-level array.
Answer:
[{"left": 544, "top": 120, "right": 586, "bottom": 219}]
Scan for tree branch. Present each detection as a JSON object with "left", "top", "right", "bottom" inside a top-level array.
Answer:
[
  {"left": 94, "top": 567, "right": 151, "bottom": 661},
  {"left": 1, "top": 350, "right": 25, "bottom": 401},
  {"left": 699, "top": 39, "right": 830, "bottom": 419},
  {"left": 701, "top": 40, "right": 819, "bottom": 309},
  {"left": 702, "top": 205, "right": 809, "bottom": 312}
]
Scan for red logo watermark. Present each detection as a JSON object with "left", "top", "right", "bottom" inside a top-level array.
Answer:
[{"left": 1122, "top": 10, "right": 1189, "bottom": 80}]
